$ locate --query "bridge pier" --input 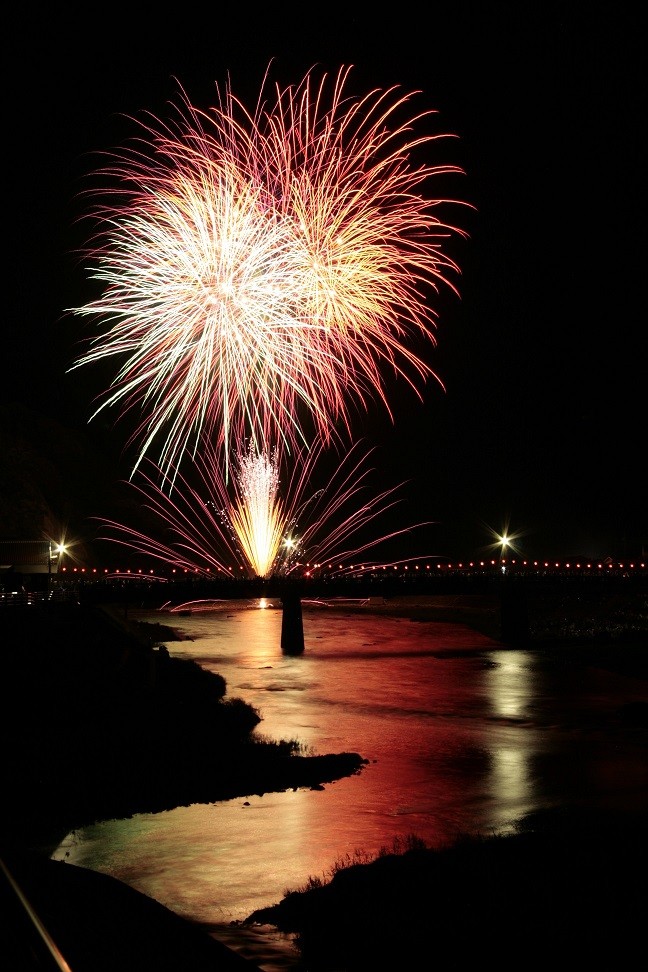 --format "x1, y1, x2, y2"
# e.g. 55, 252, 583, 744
280, 585, 305, 654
